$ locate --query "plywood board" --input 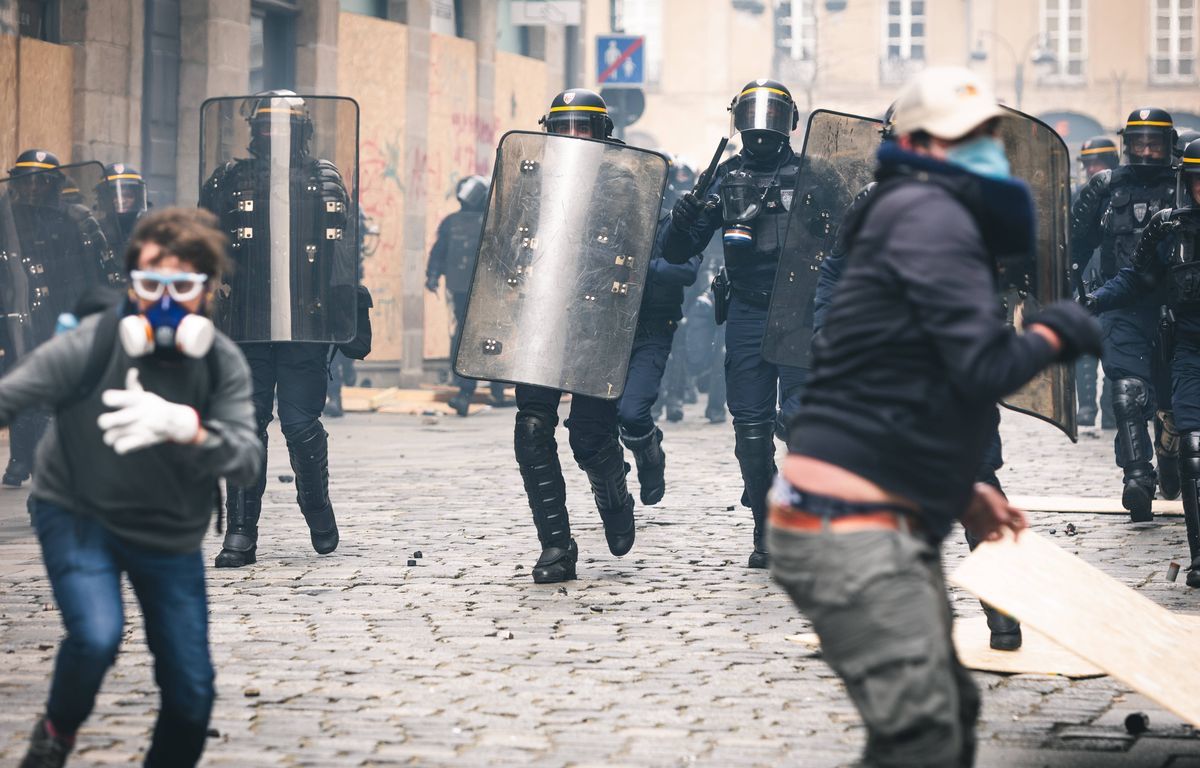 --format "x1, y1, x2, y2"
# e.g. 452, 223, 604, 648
1008, 495, 1182, 517
337, 13, 408, 363
950, 531, 1200, 727
0, 36, 17, 168
17, 38, 73, 161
